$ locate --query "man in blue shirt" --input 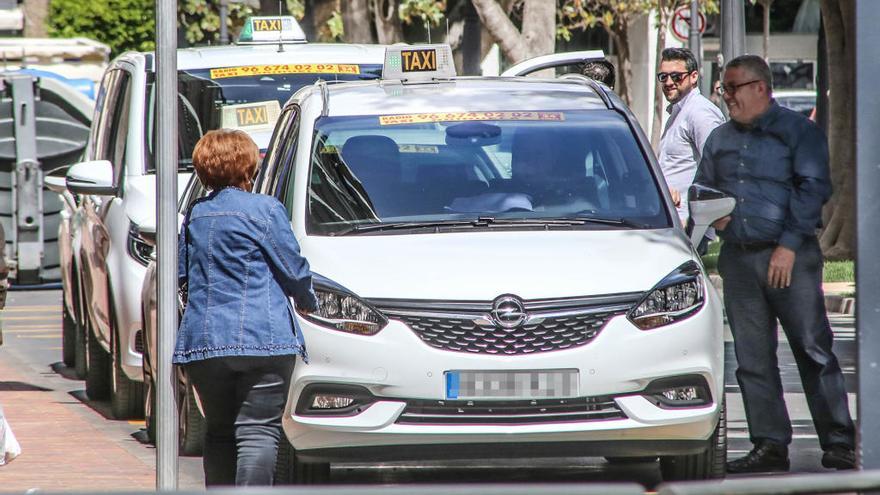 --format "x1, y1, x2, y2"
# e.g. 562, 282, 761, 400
696, 55, 855, 473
